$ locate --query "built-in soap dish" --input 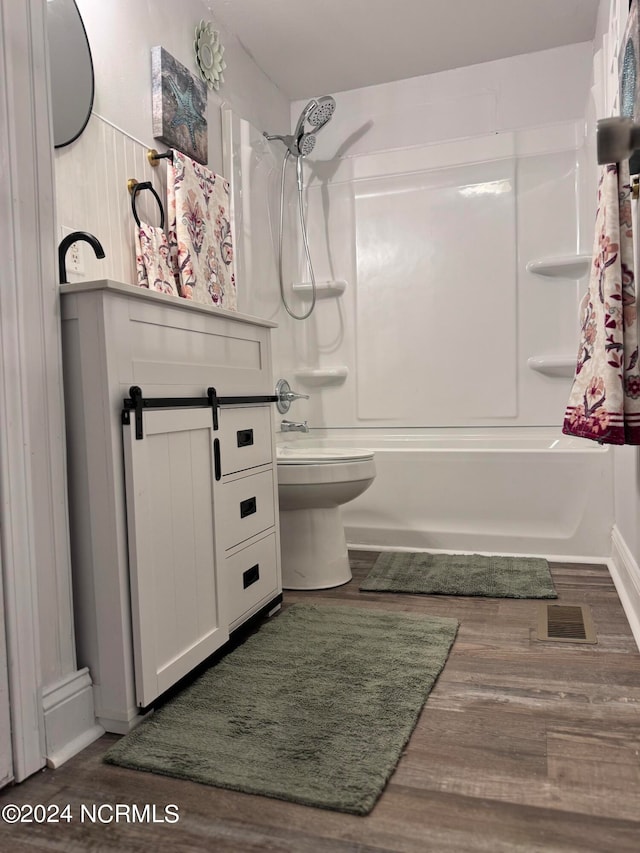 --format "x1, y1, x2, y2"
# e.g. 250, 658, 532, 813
294, 367, 348, 386
527, 356, 575, 378
291, 280, 347, 298
526, 255, 591, 279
